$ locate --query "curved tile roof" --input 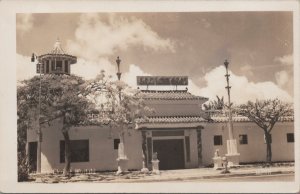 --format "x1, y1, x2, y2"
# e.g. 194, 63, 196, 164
137, 116, 208, 124
139, 90, 208, 100
38, 39, 77, 64
136, 115, 294, 124
211, 116, 294, 123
